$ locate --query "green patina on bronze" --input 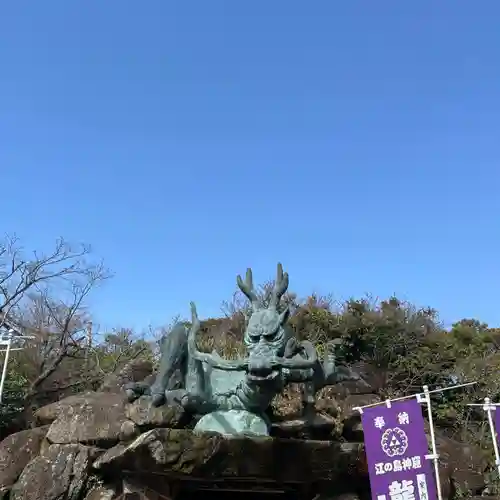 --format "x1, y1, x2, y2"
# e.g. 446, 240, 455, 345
125, 263, 364, 435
